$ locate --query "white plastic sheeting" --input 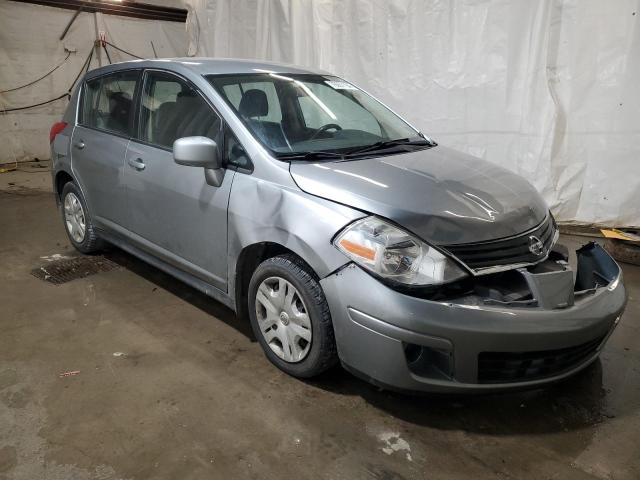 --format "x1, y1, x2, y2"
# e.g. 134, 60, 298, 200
0, 2, 187, 164
1, 0, 638, 226
184, 0, 640, 227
